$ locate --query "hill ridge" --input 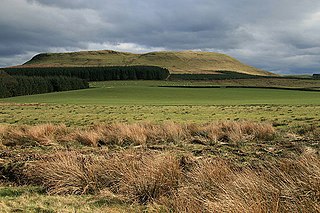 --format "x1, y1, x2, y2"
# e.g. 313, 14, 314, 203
19, 50, 275, 76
